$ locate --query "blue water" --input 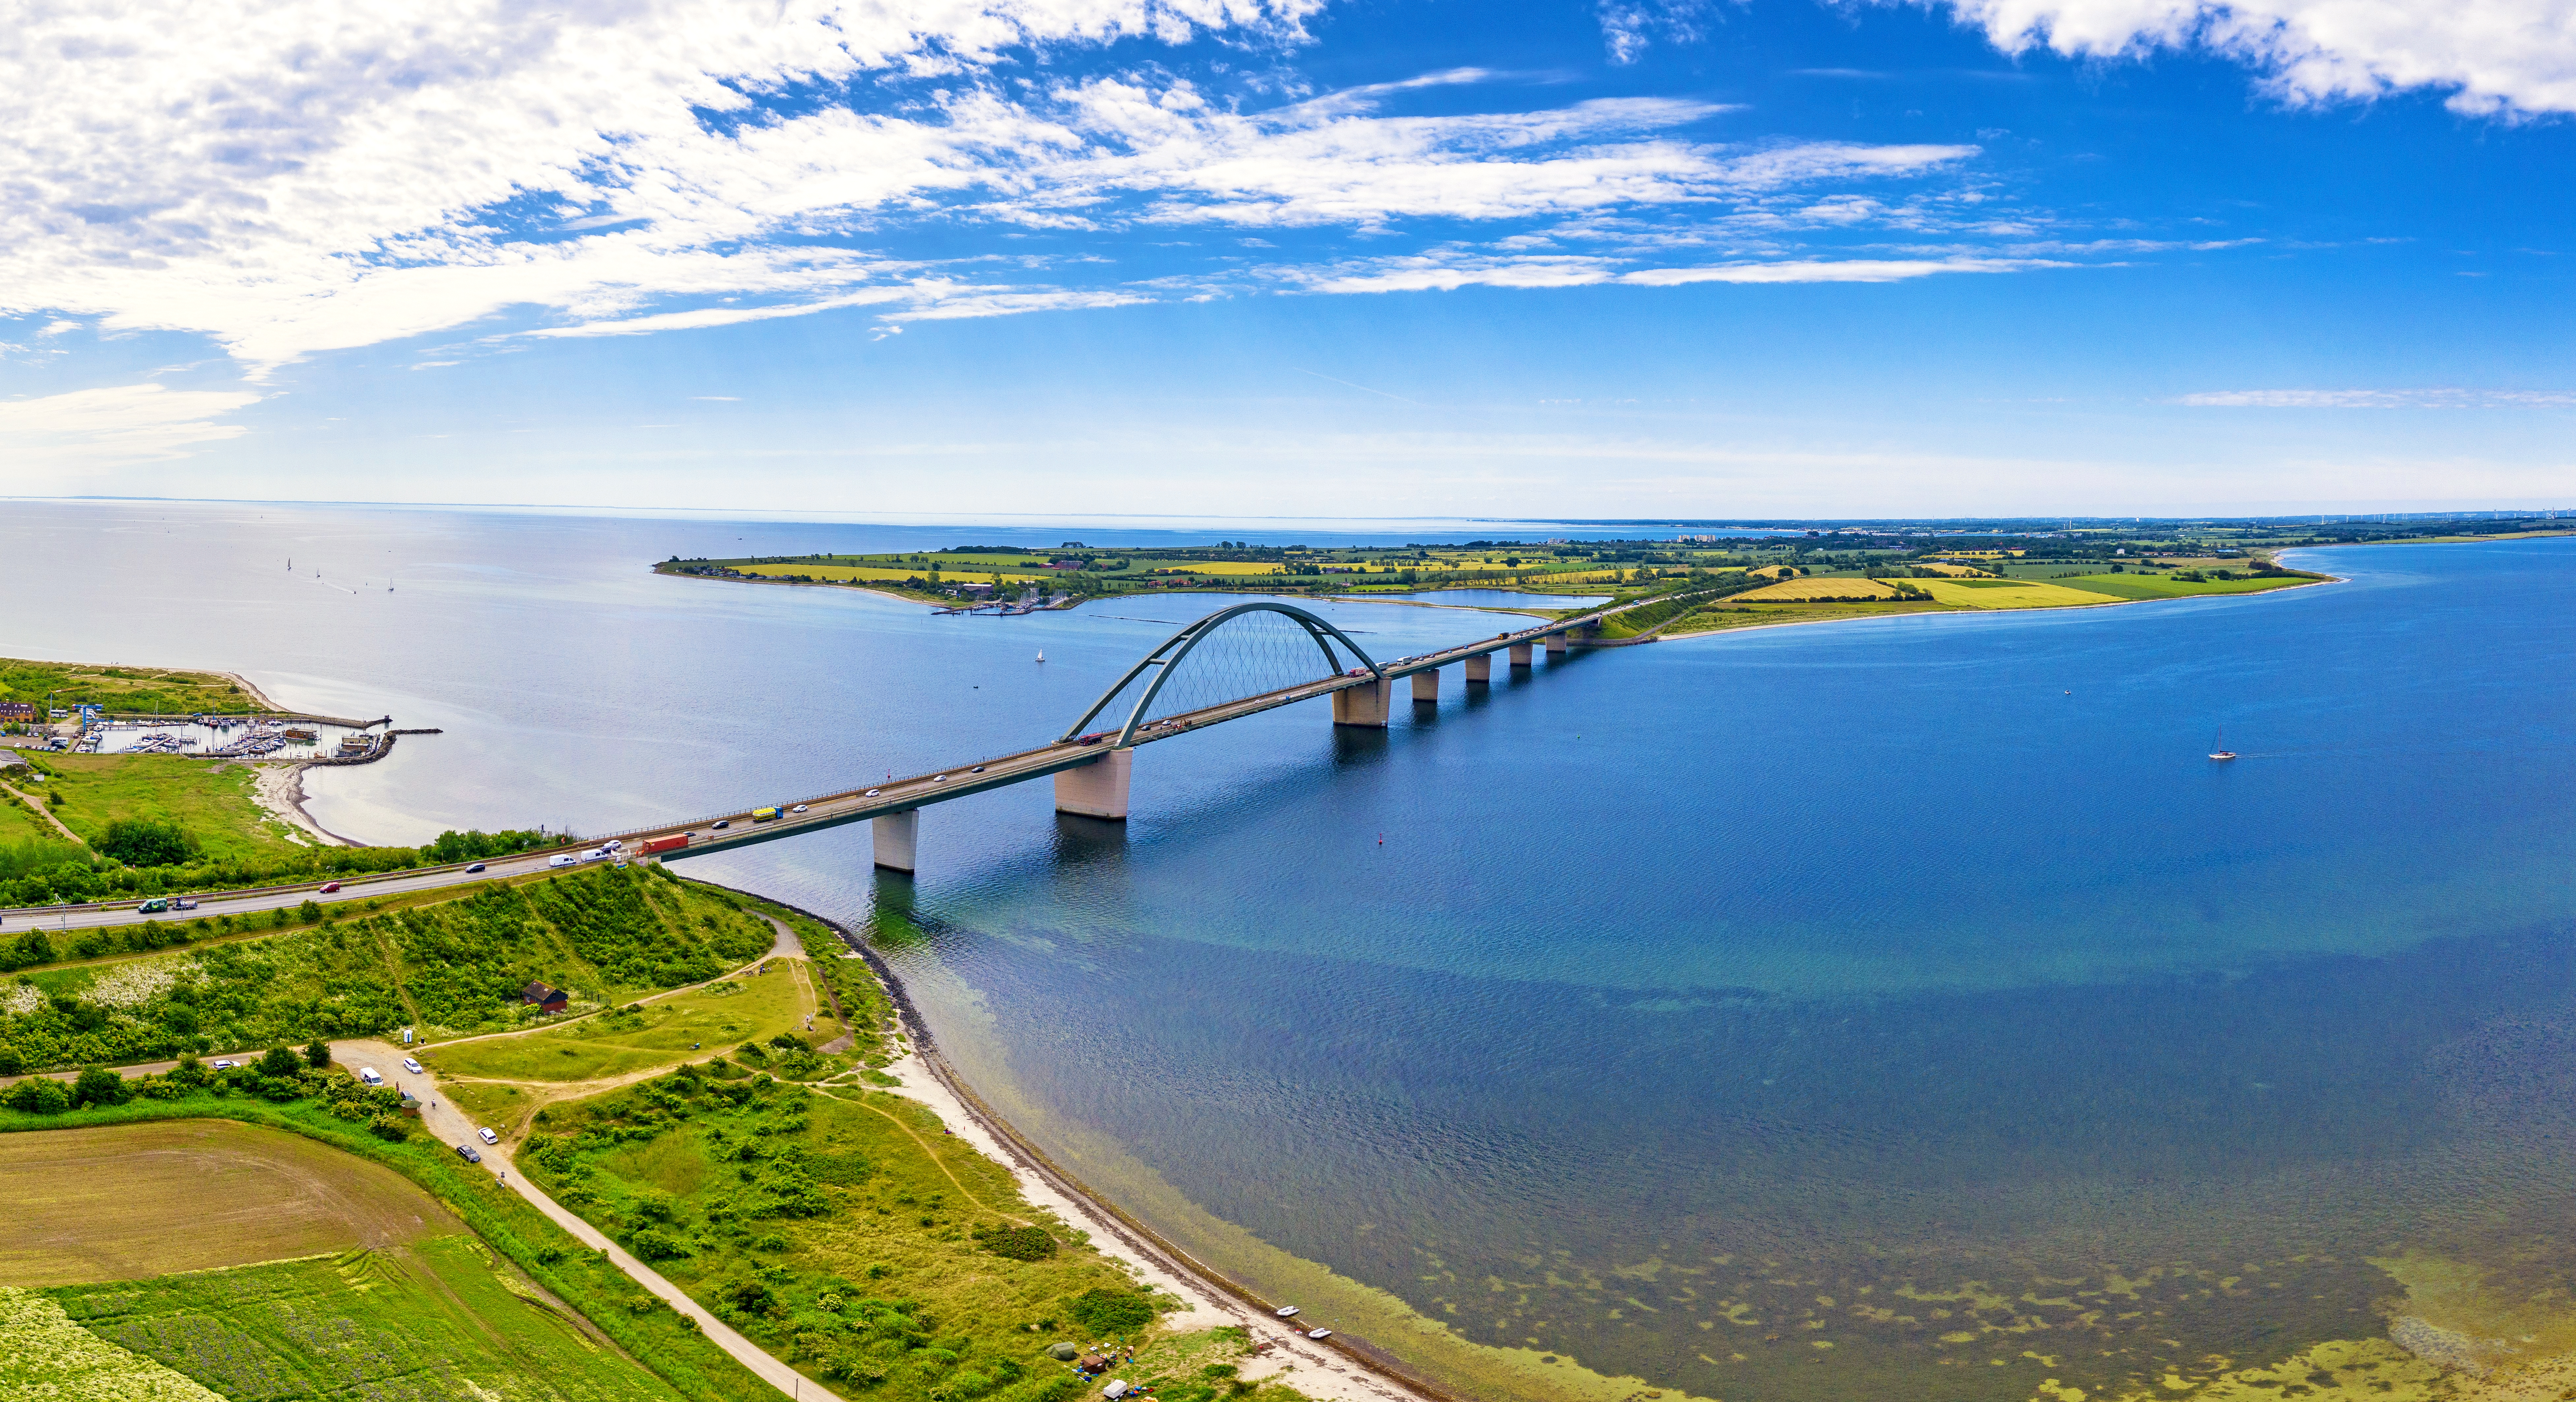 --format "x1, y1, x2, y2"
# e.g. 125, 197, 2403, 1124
18, 501, 2576, 1401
